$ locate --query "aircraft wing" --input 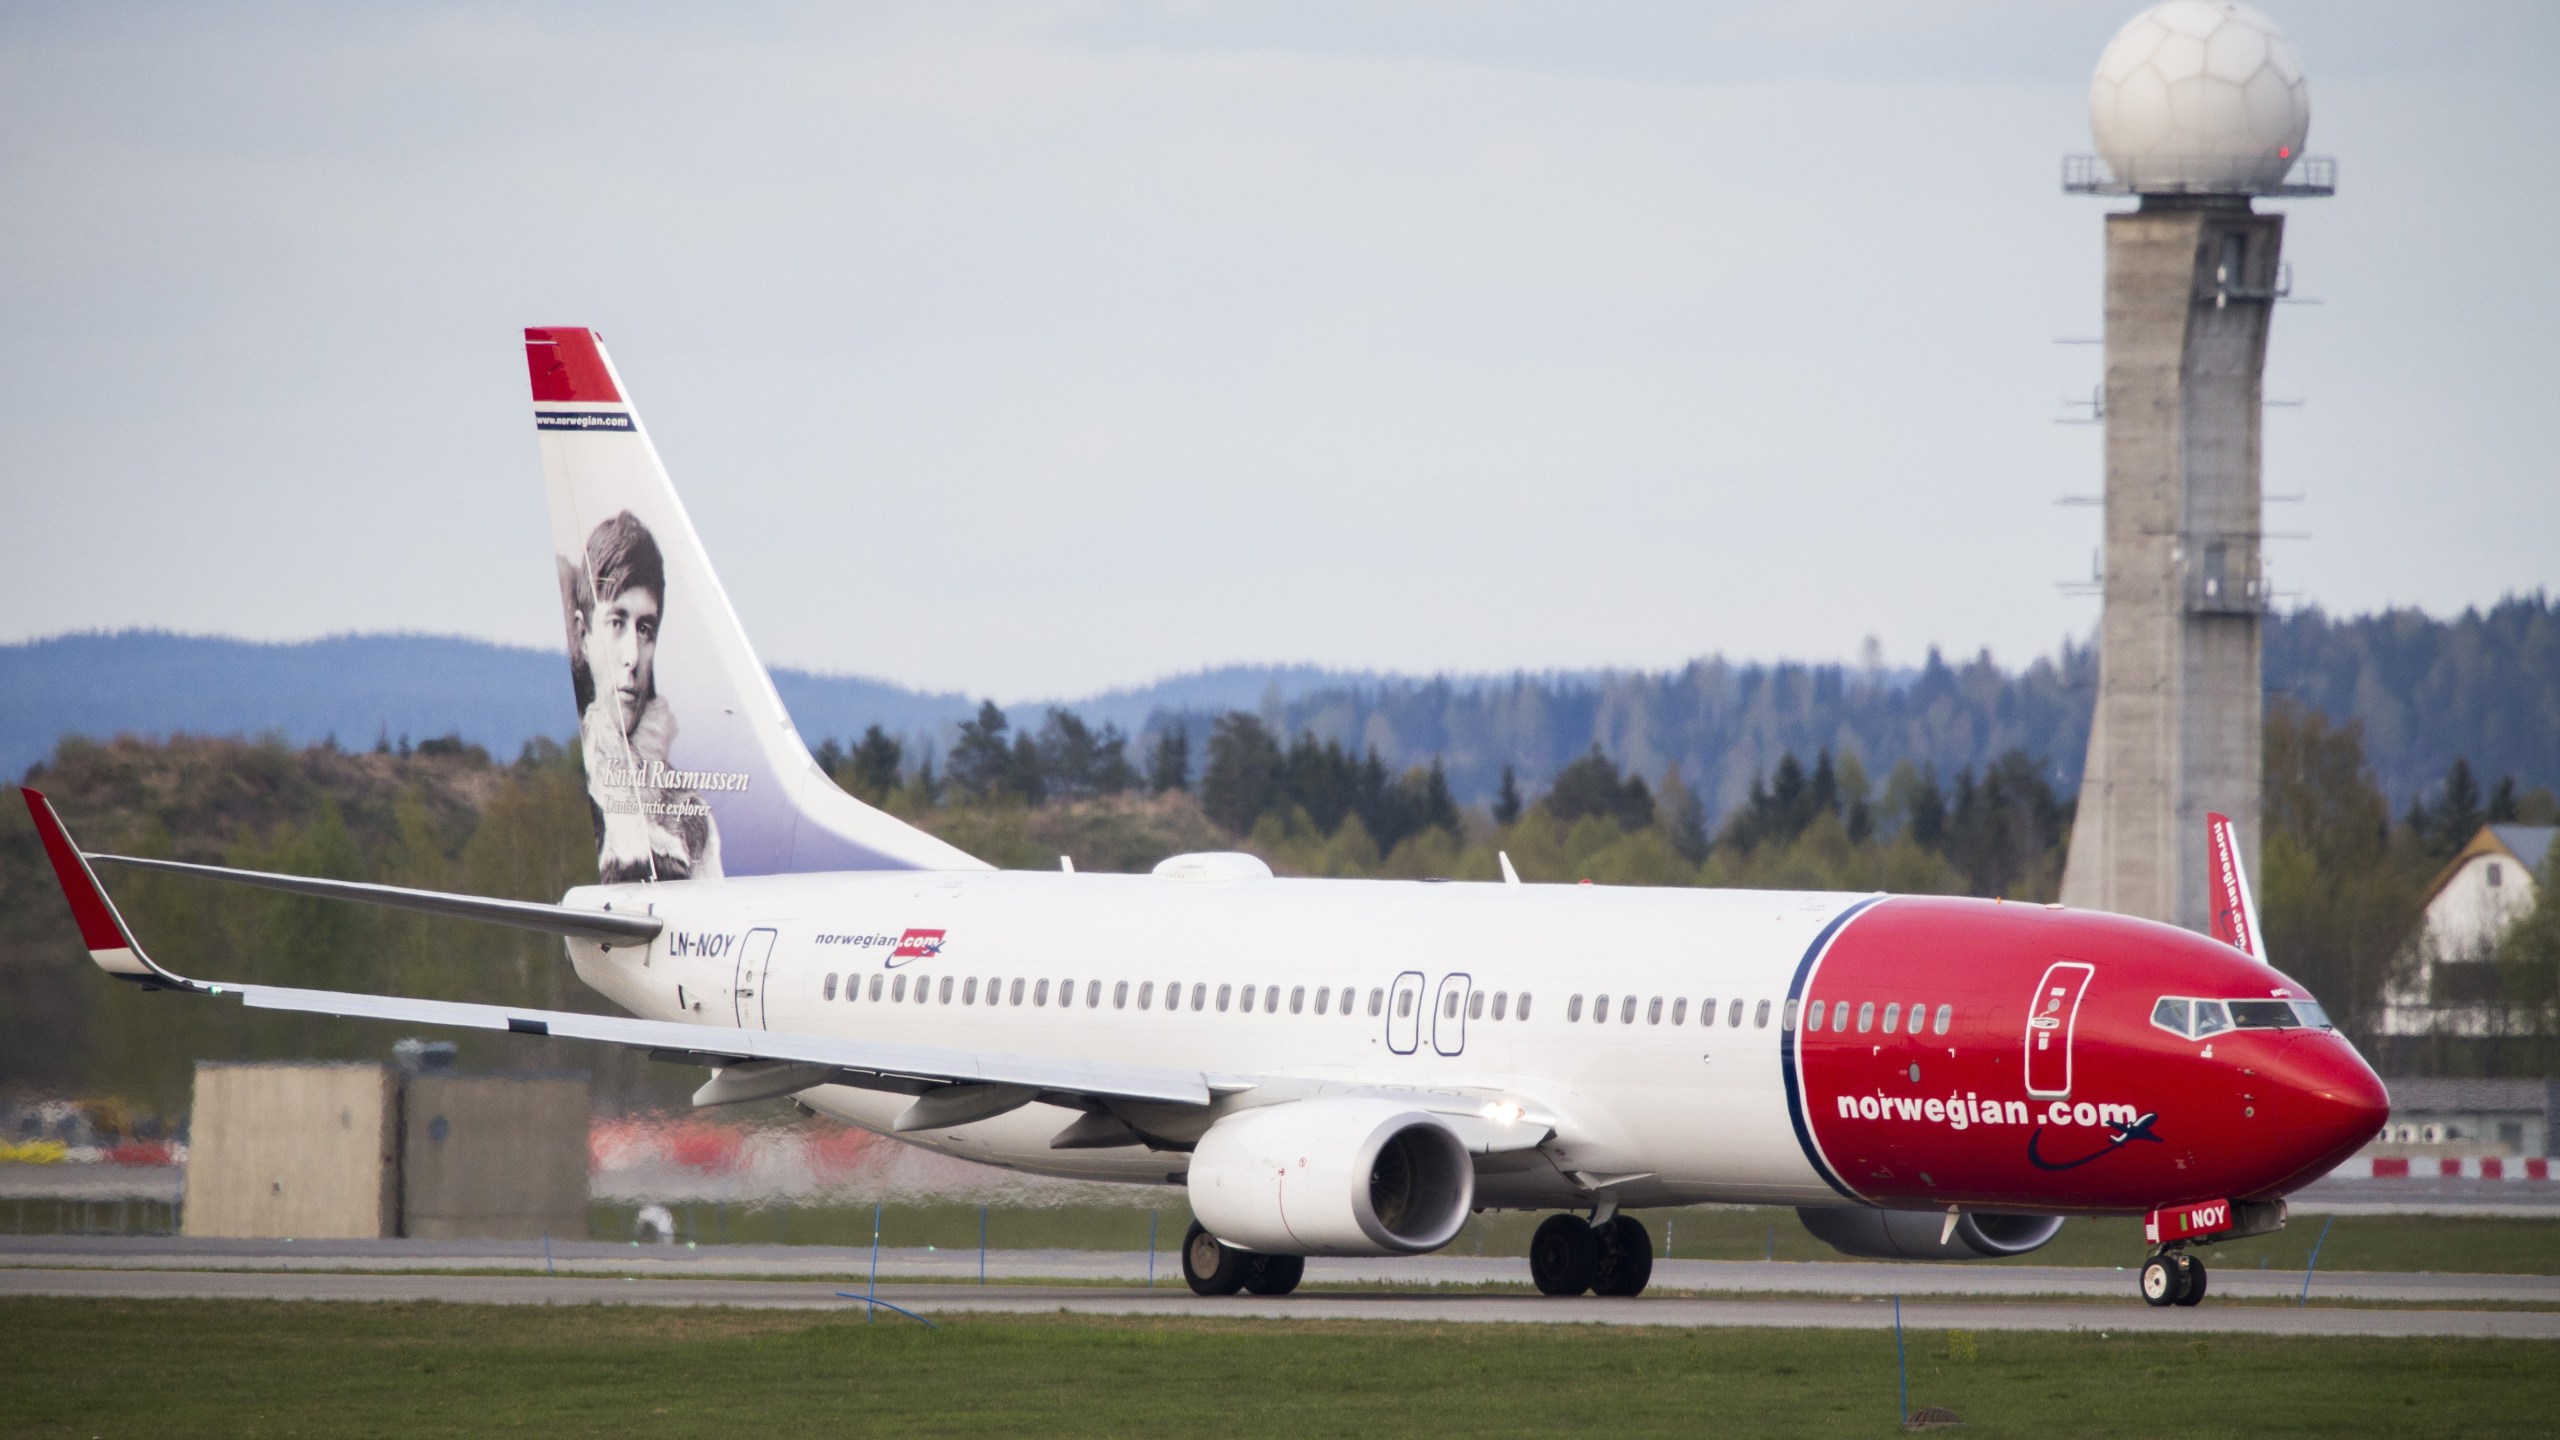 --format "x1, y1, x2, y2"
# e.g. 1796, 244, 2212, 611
21, 787, 1215, 1112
